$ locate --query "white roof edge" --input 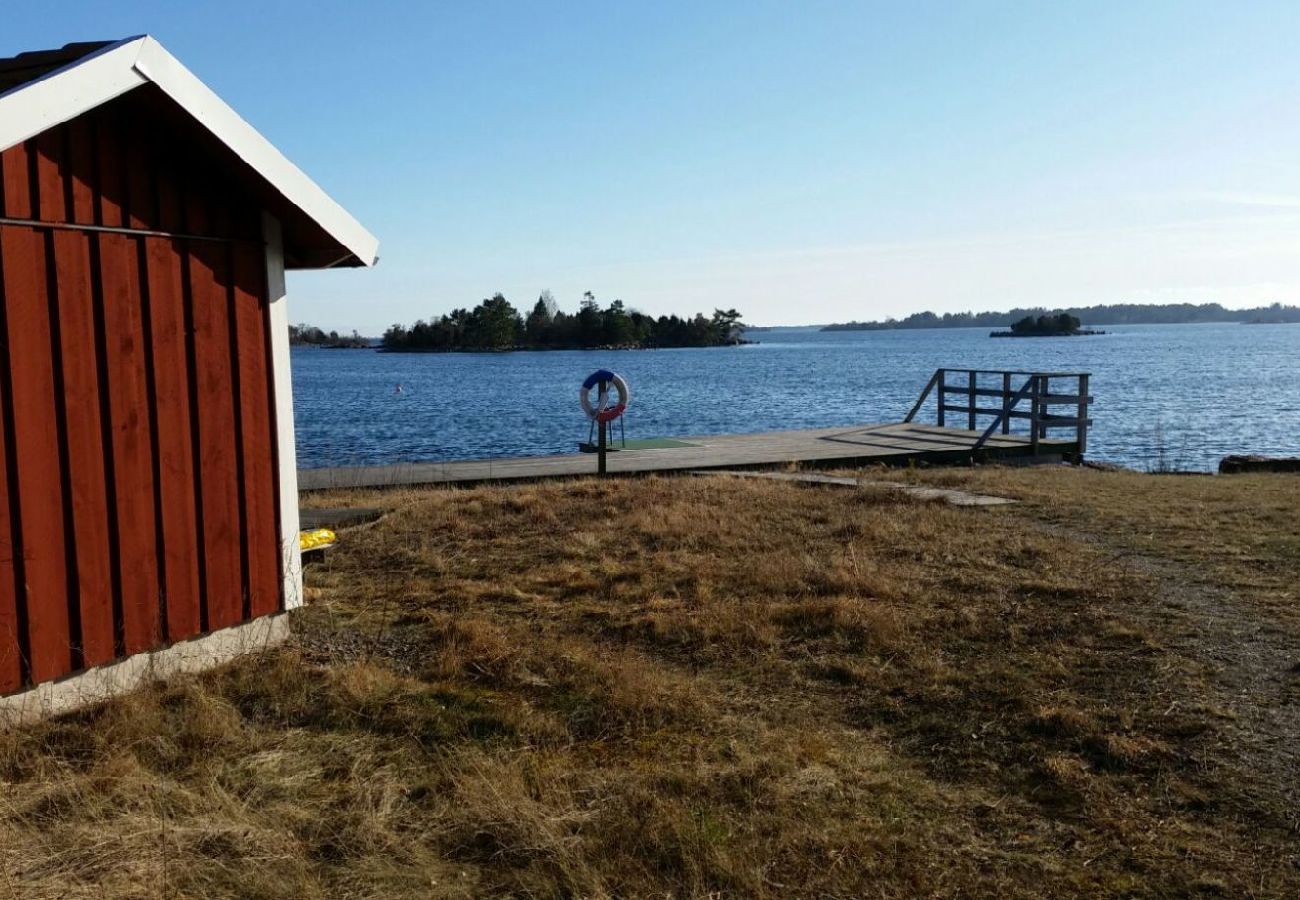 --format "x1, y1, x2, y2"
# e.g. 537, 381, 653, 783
132, 38, 378, 267
0, 35, 378, 268
0, 37, 149, 152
